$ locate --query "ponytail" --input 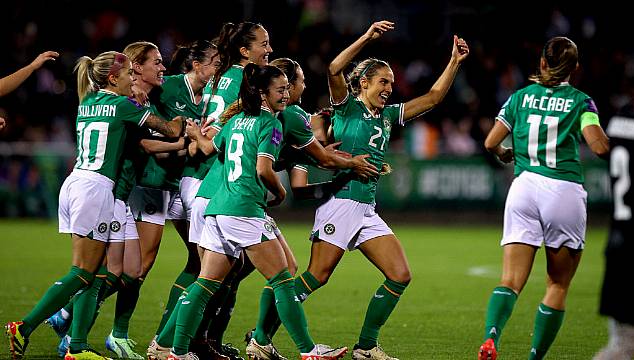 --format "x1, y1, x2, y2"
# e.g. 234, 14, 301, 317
221, 63, 285, 122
